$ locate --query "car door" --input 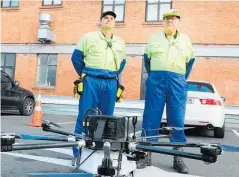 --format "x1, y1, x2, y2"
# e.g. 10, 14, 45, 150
1, 72, 12, 108
1, 72, 19, 109
1, 72, 7, 107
